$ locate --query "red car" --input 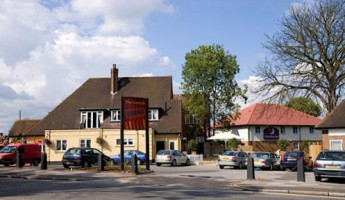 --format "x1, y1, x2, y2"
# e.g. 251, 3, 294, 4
0, 143, 41, 167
